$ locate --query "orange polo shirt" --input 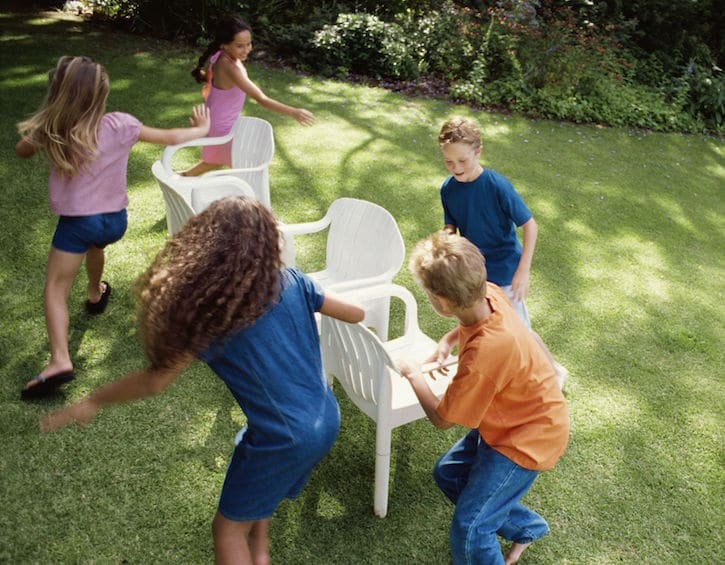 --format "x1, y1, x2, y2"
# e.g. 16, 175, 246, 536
436, 284, 569, 471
